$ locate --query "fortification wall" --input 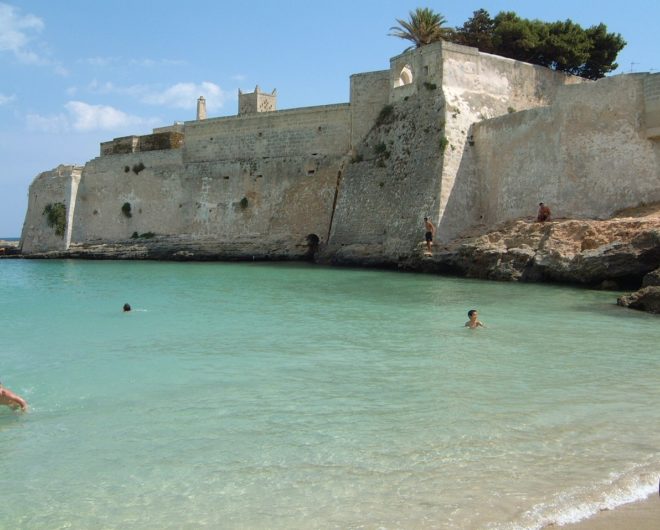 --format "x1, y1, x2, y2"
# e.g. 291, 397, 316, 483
349, 70, 390, 146
323, 80, 446, 263
182, 104, 350, 162
21, 165, 82, 253
70, 150, 187, 242
437, 42, 584, 241
20, 44, 658, 264
69, 150, 339, 255
469, 74, 660, 225
325, 41, 583, 263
